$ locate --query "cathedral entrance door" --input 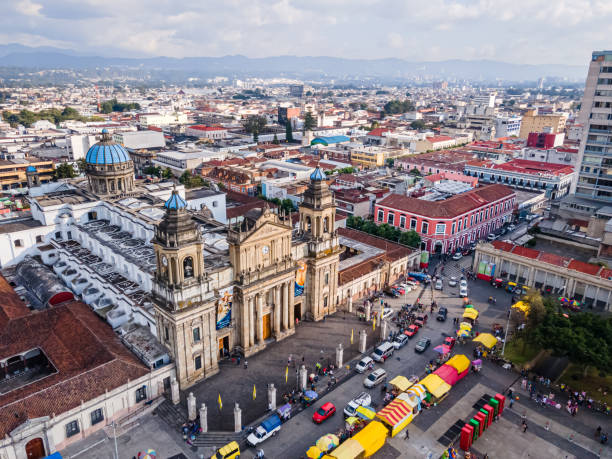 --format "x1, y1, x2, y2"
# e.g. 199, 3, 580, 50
262, 313, 271, 340
25, 438, 45, 459
294, 302, 302, 321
